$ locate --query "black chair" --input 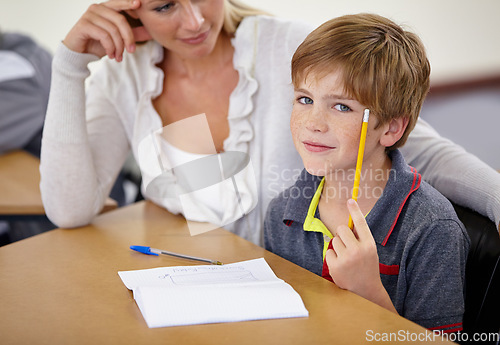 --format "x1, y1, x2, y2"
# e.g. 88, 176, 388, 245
453, 203, 500, 344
